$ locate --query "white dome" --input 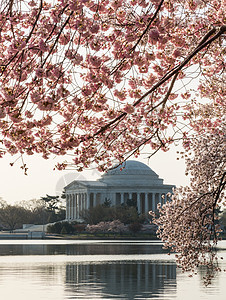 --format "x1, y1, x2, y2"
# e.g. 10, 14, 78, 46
99, 160, 163, 186
105, 160, 158, 176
